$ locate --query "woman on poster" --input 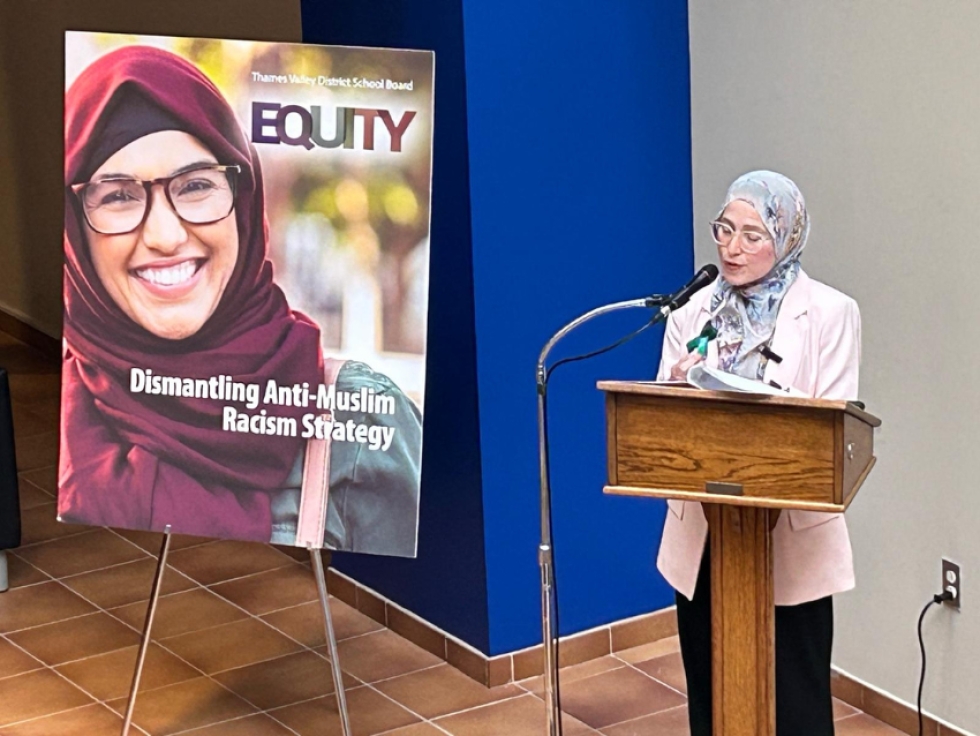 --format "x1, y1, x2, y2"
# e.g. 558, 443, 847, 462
657, 170, 861, 735
59, 46, 422, 557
